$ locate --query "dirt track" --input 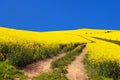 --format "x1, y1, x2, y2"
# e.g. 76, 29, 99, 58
22, 48, 88, 80
66, 48, 88, 80
22, 53, 65, 78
